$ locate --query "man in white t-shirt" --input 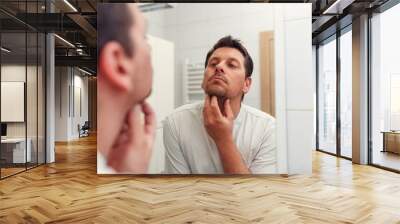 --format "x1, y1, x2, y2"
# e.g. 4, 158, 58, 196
163, 36, 276, 174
